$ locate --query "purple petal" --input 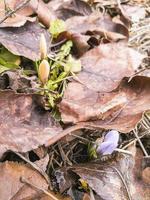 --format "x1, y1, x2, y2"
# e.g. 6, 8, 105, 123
104, 130, 119, 143
97, 130, 119, 155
